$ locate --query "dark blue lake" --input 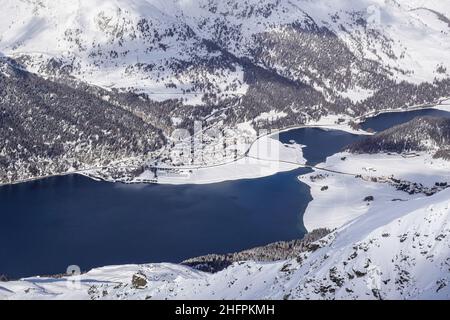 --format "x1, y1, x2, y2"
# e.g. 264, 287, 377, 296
1, 108, 449, 278
0, 171, 311, 279
361, 108, 450, 132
